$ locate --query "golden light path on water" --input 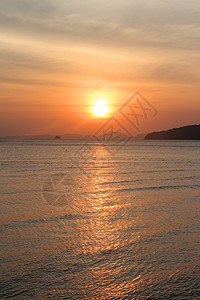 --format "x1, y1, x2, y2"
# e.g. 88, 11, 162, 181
68, 144, 142, 298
